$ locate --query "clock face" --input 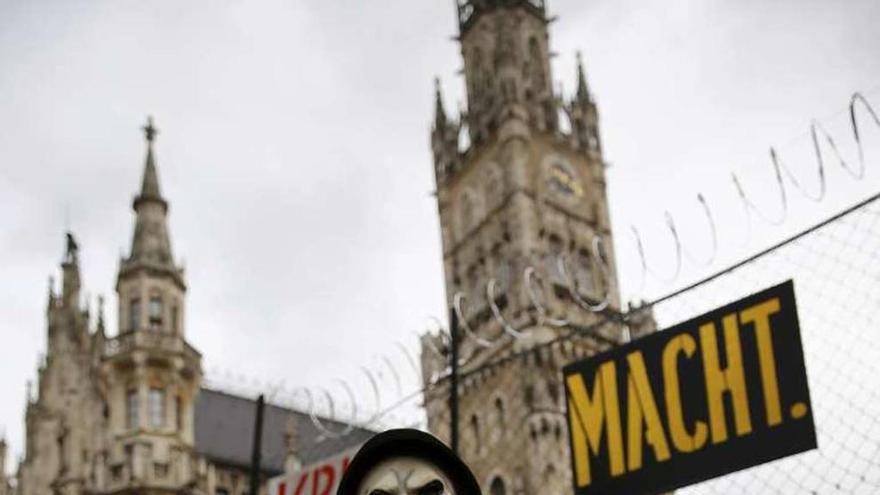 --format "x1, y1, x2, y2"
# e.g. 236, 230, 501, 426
548, 161, 584, 198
